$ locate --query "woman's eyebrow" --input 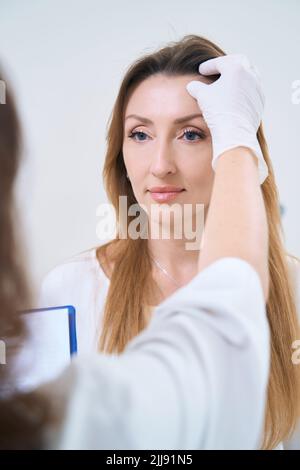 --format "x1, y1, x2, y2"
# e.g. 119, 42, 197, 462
125, 113, 203, 124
